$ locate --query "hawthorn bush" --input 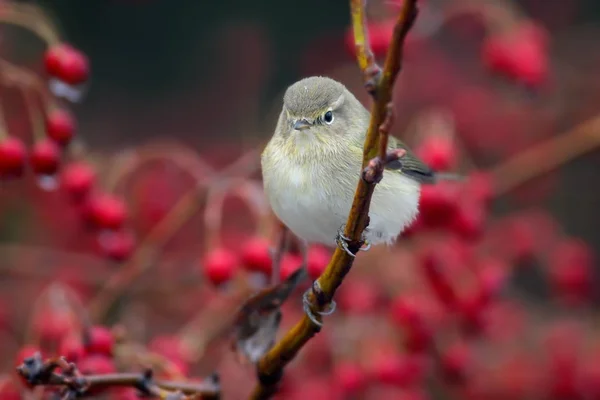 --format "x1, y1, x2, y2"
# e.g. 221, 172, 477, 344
0, 0, 599, 399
